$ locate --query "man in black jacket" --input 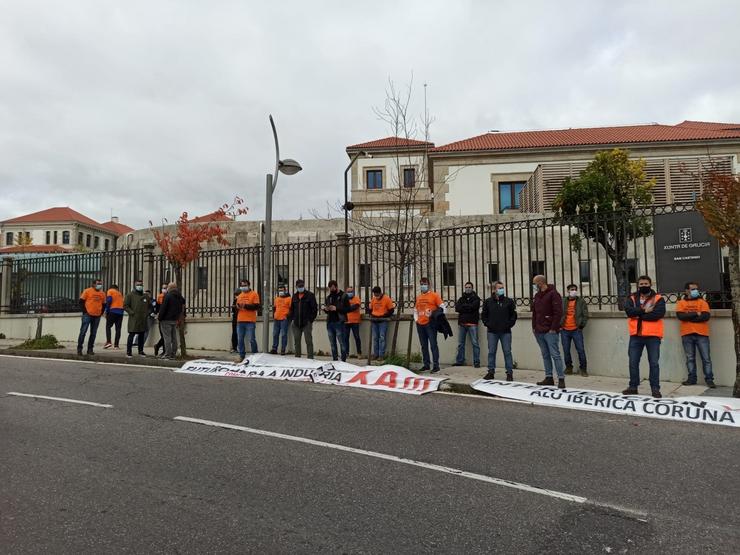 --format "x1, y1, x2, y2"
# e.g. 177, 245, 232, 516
158, 283, 185, 359
323, 280, 349, 361
289, 278, 318, 359
454, 281, 481, 368
481, 280, 517, 380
